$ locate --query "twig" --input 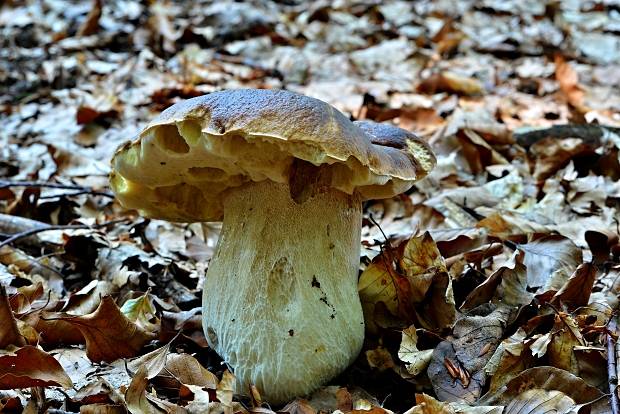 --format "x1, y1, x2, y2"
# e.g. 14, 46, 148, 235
607, 313, 620, 414
0, 180, 114, 198
213, 52, 284, 80
513, 124, 620, 148
0, 218, 128, 249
